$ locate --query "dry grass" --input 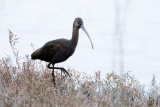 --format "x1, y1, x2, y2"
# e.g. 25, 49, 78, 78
0, 30, 159, 107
